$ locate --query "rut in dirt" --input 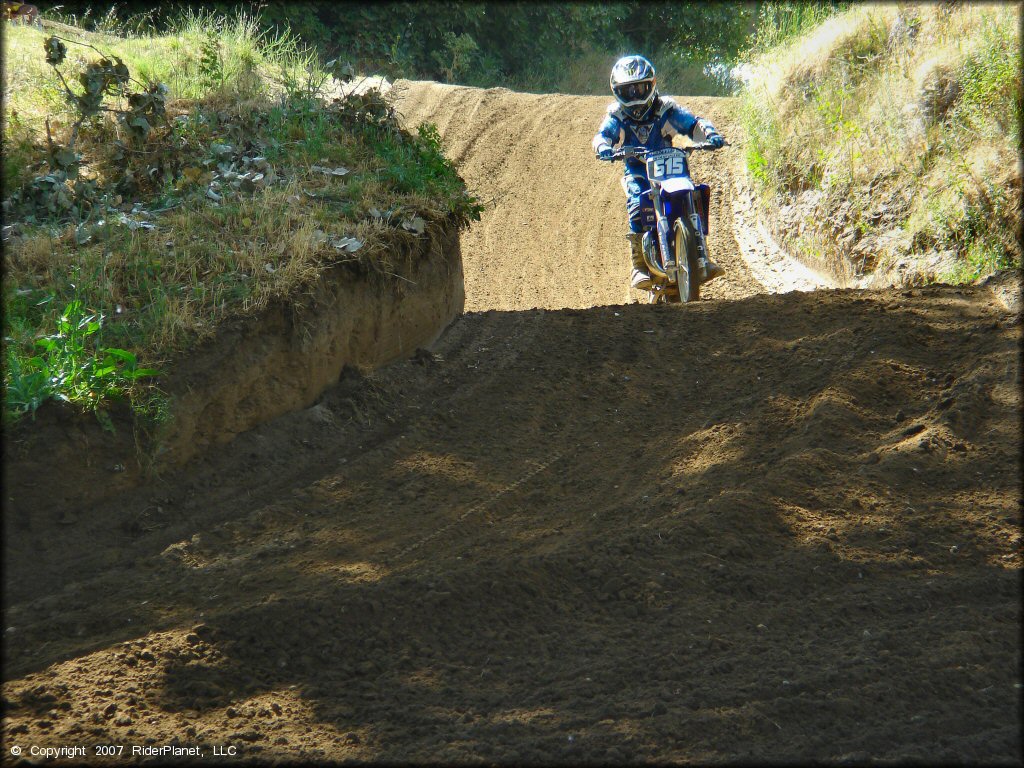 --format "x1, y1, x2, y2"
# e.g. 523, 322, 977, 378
3, 81, 1021, 764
